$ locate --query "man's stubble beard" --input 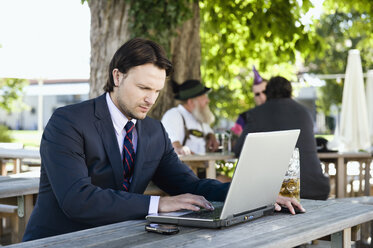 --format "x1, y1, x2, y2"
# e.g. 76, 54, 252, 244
117, 96, 148, 120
